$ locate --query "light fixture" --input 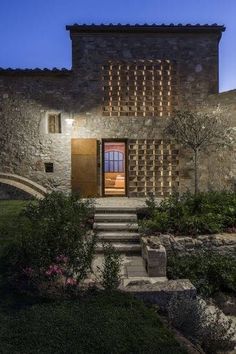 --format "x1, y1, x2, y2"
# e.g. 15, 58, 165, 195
65, 118, 74, 125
